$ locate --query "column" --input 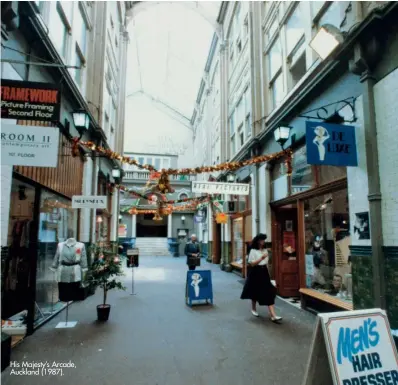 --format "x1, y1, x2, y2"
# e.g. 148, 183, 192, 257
110, 187, 119, 242
79, 156, 93, 243
91, 157, 99, 243
132, 214, 137, 238
167, 213, 172, 238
